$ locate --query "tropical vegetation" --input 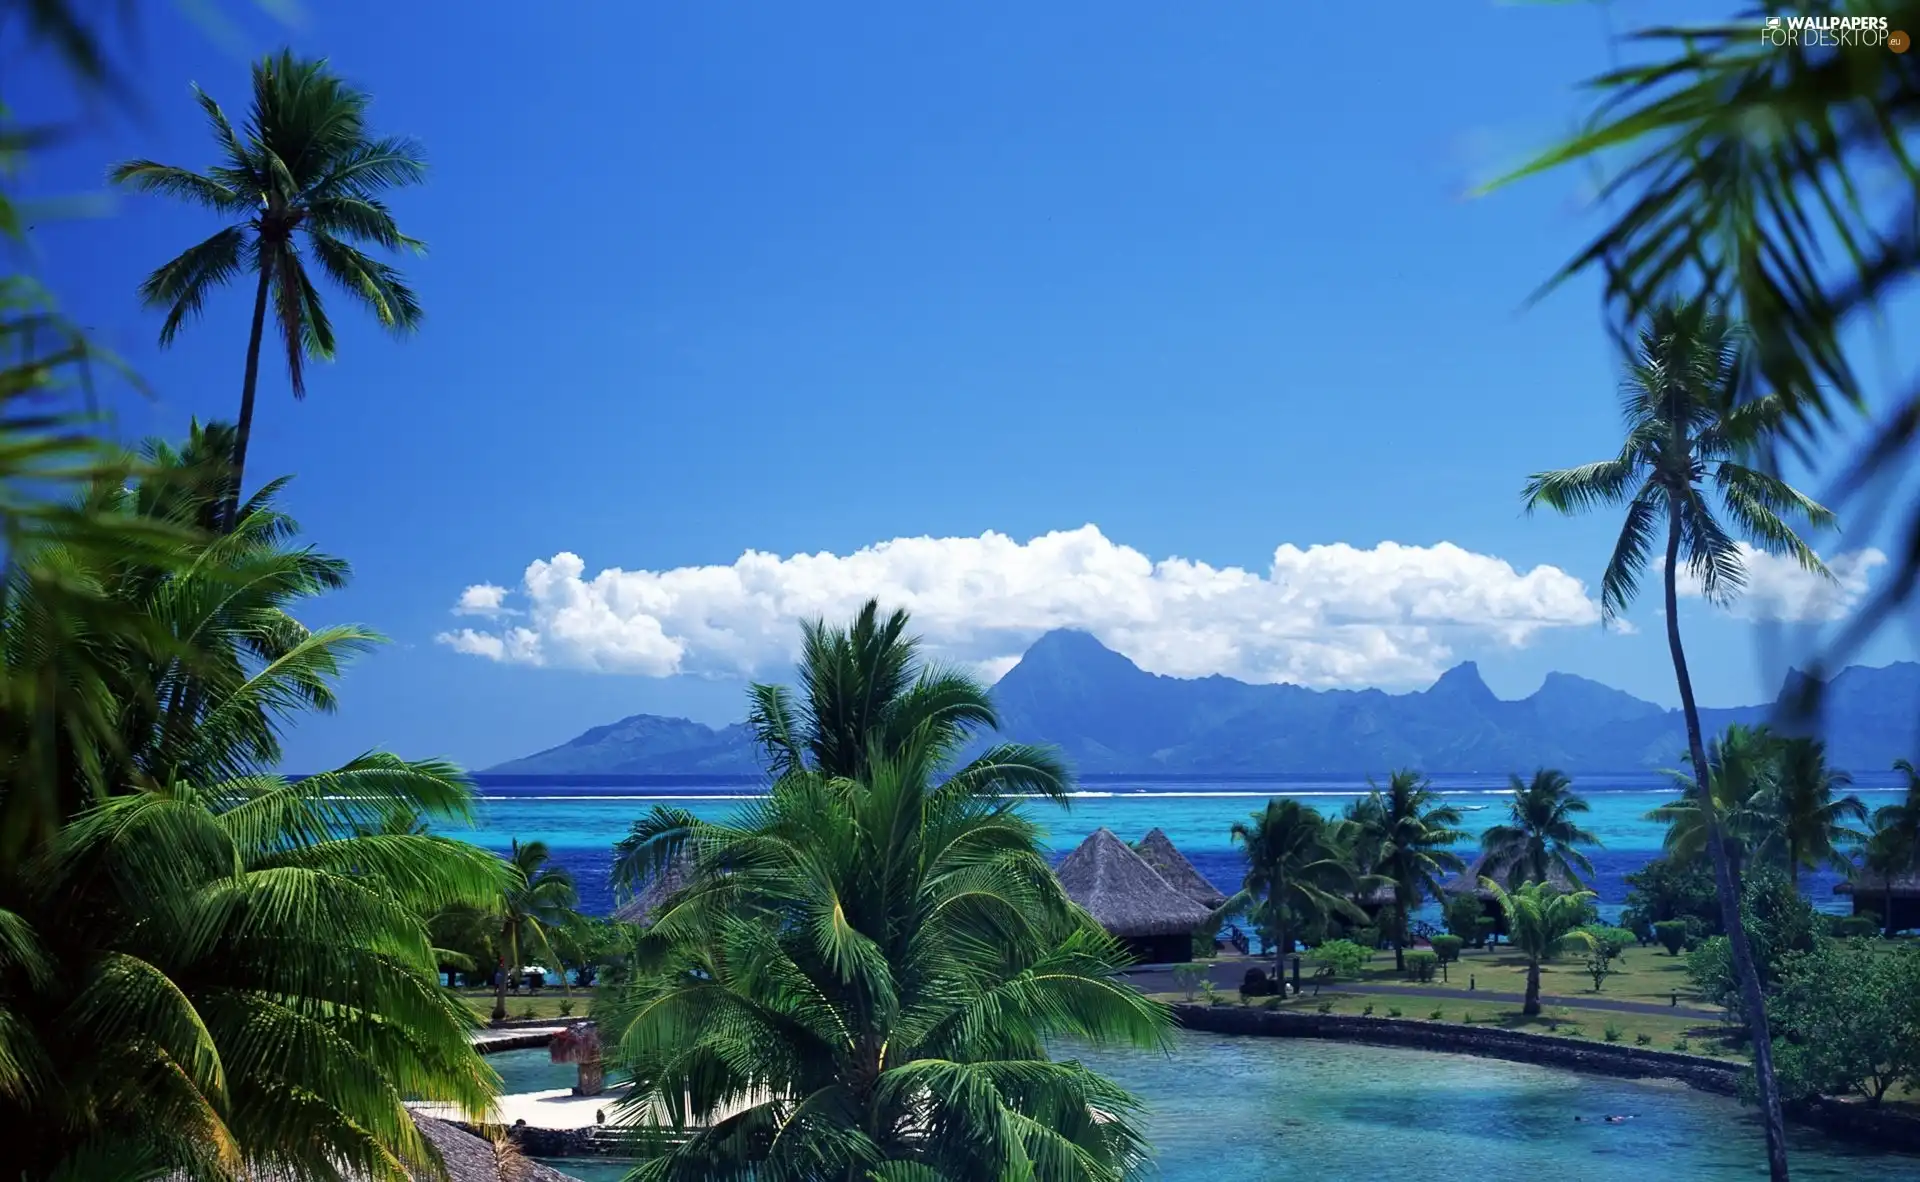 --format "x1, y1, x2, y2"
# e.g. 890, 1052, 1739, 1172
487, 838, 581, 1021
1480, 768, 1598, 889
599, 607, 1169, 1181
1523, 296, 1838, 1177
1347, 770, 1467, 971
110, 49, 428, 523
1228, 798, 1367, 970
1480, 880, 1598, 1017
